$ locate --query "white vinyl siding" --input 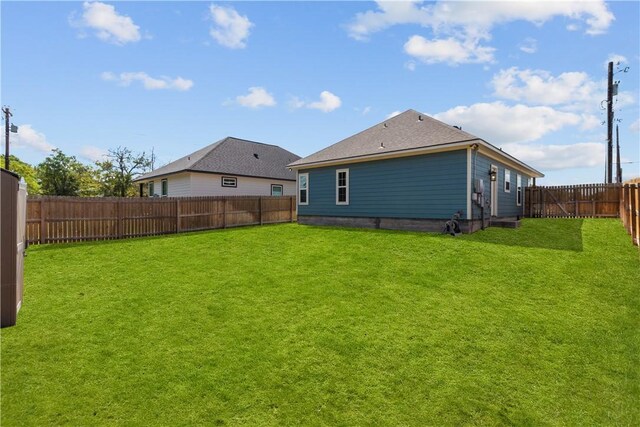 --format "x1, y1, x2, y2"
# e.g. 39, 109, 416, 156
336, 168, 349, 205
190, 173, 295, 196
298, 173, 309, 205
